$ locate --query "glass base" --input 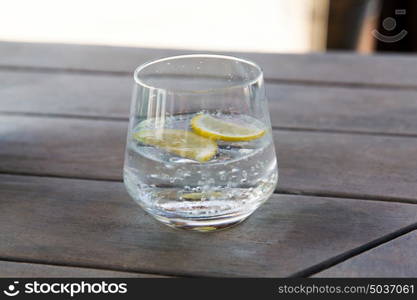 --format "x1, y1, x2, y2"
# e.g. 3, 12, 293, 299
149, 210, 253, 232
